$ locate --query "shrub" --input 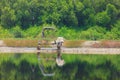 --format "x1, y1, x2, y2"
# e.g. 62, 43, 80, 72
0, 26, 13, 39
79, 26, 106, 40
24, 25, 42, 38
104, 20, 120, 40
57, 26, 78, 40
10, 26, 24, 38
